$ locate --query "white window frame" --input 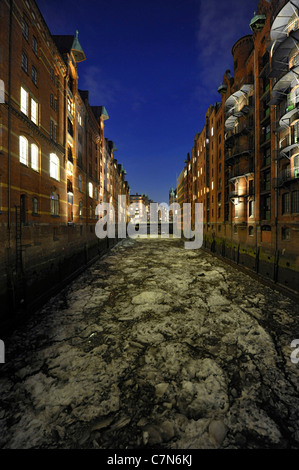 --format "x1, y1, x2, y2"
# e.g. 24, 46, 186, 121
20, 87, 28, 115
50, 153, 60, 181
88, 182, 93, 198
31, 97, 38, 125
19, 136, 28, 165
31, 143, 39, 171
